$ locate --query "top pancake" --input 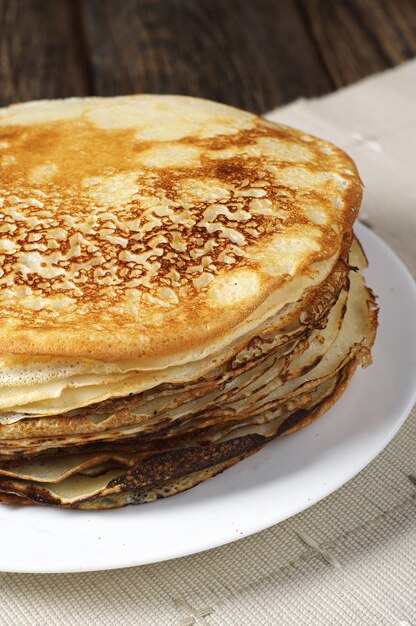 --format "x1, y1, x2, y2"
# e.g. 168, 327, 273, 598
0, 95, 362, 363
